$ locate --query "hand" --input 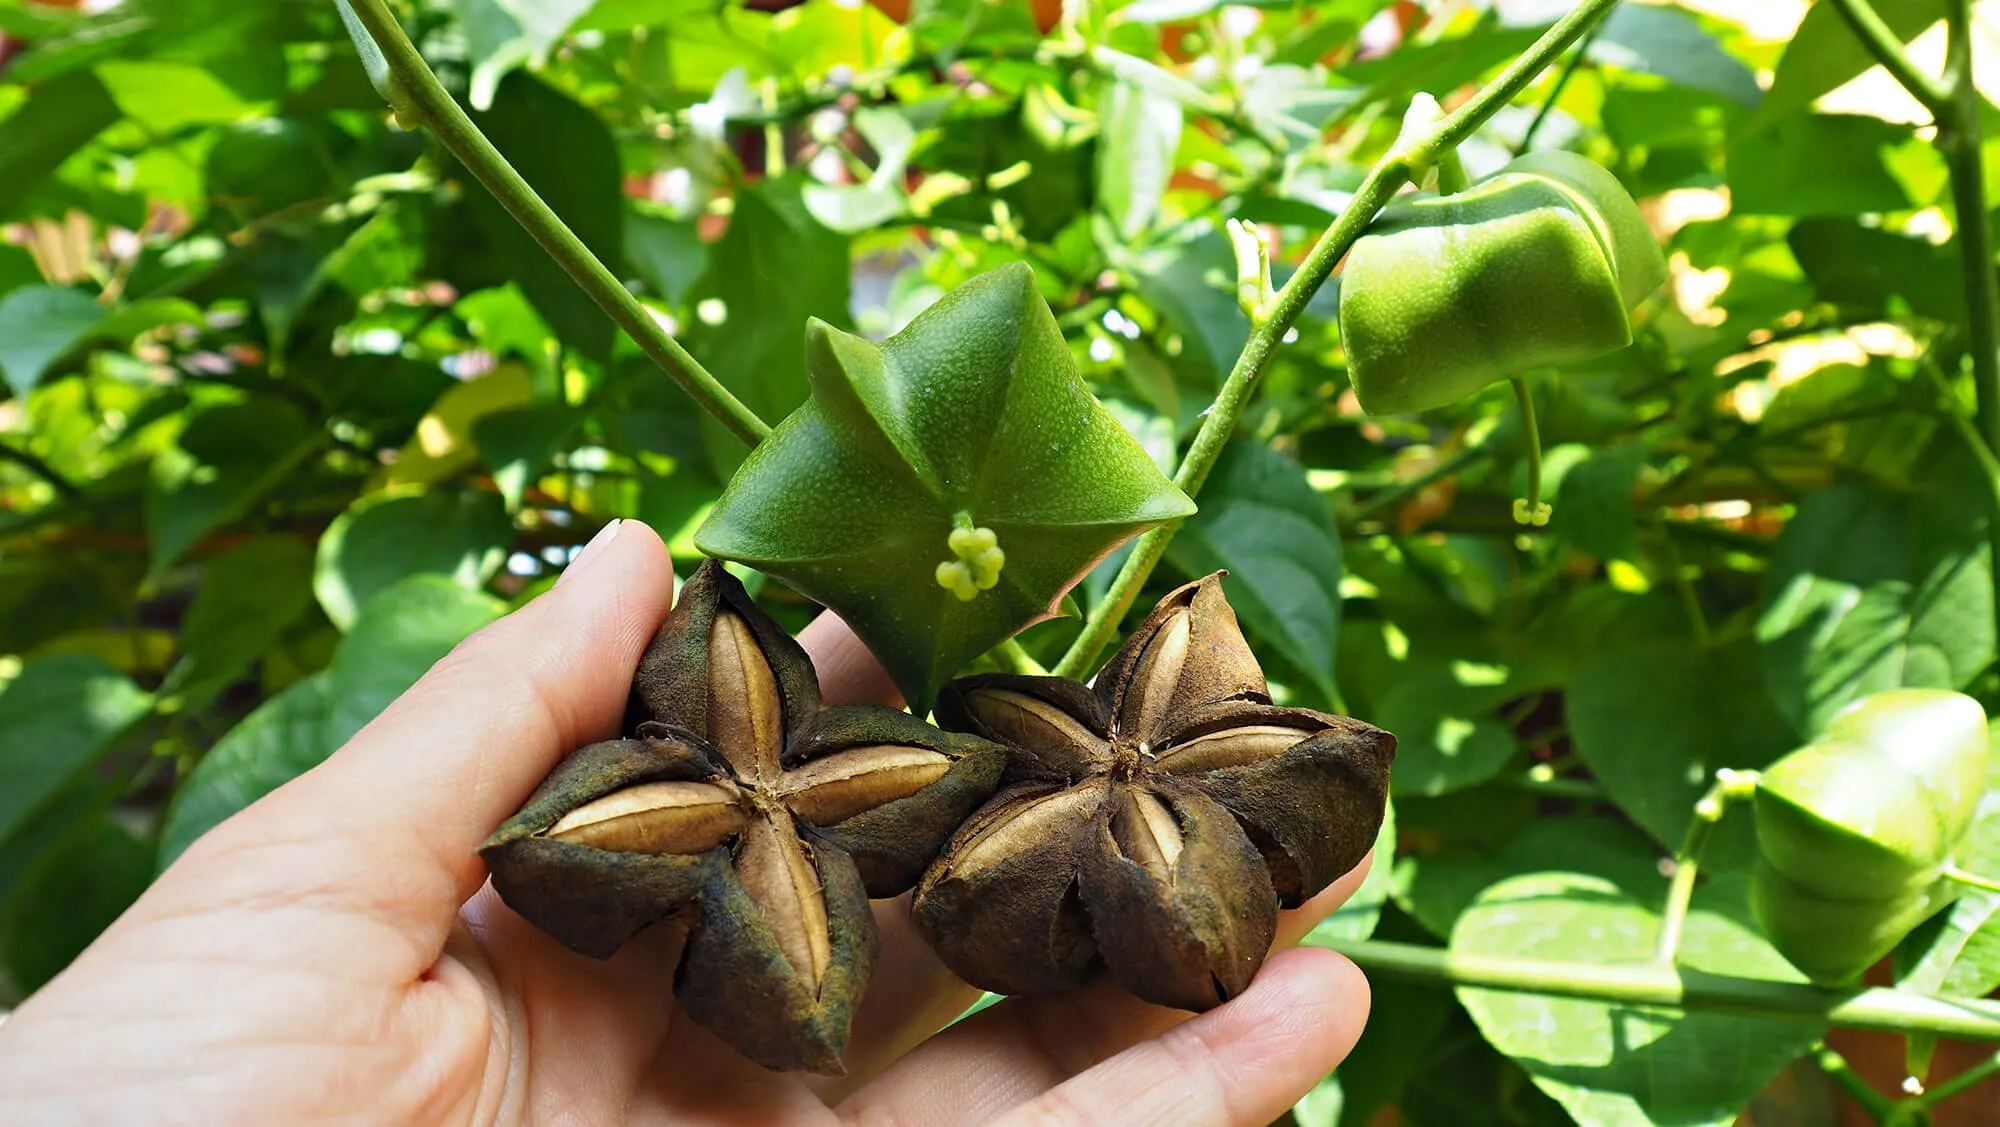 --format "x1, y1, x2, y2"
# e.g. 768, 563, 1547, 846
0, 520, 1372, 1125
